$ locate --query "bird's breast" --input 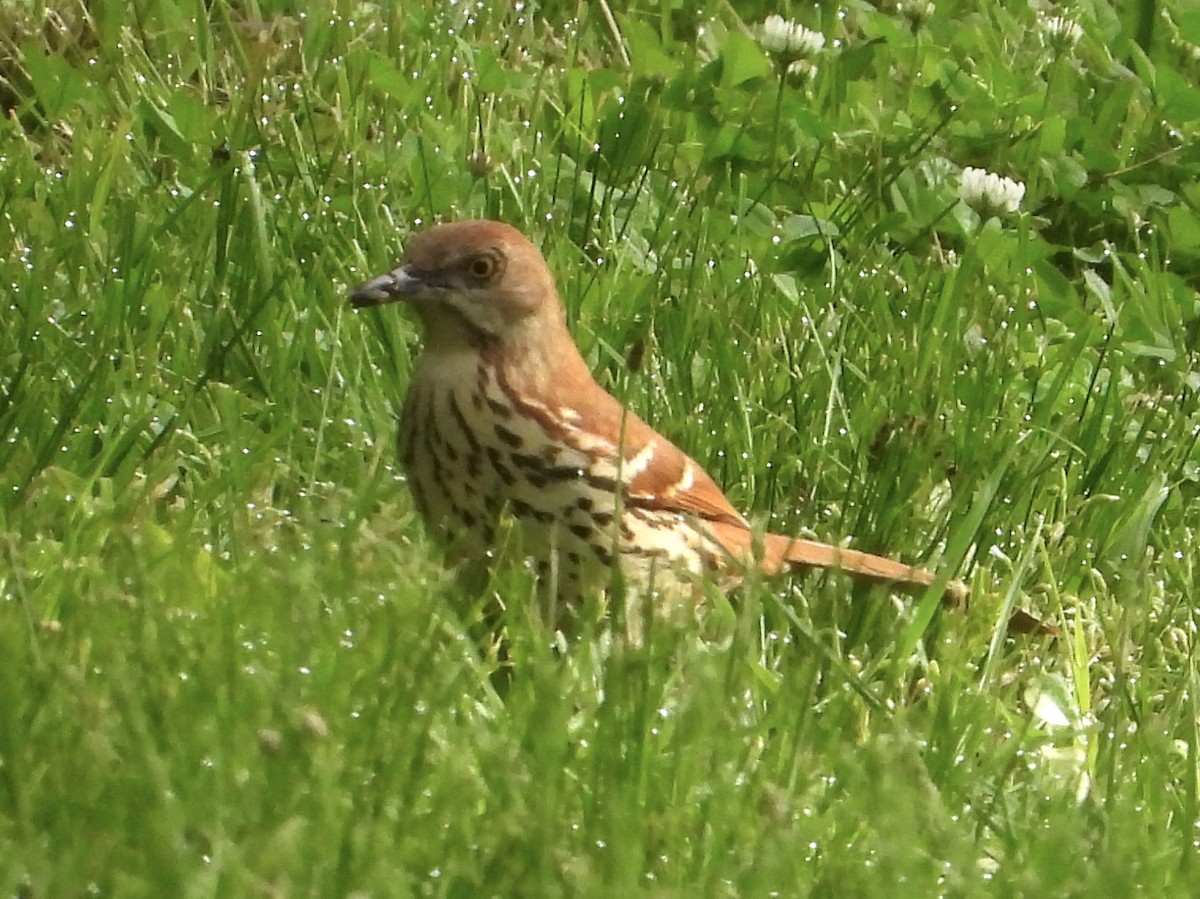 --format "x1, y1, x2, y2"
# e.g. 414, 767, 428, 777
397, 352, 722, 600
